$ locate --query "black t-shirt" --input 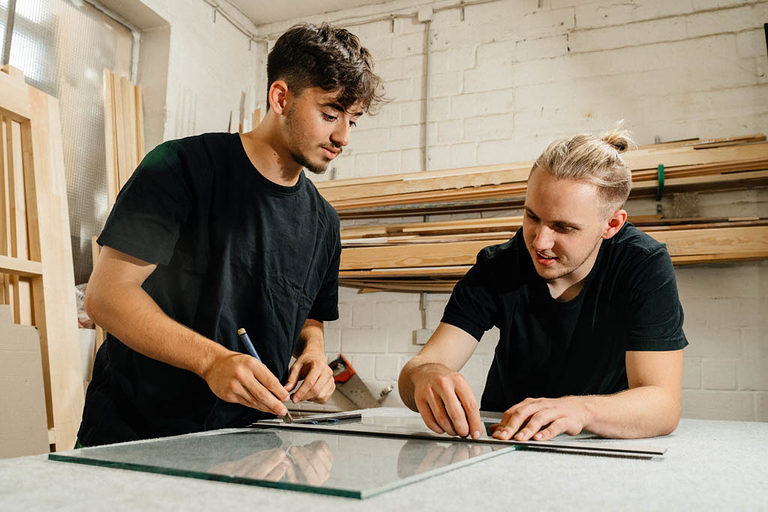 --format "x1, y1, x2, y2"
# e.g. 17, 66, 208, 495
441, 223, 688, 412
78, 133, 341, 446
